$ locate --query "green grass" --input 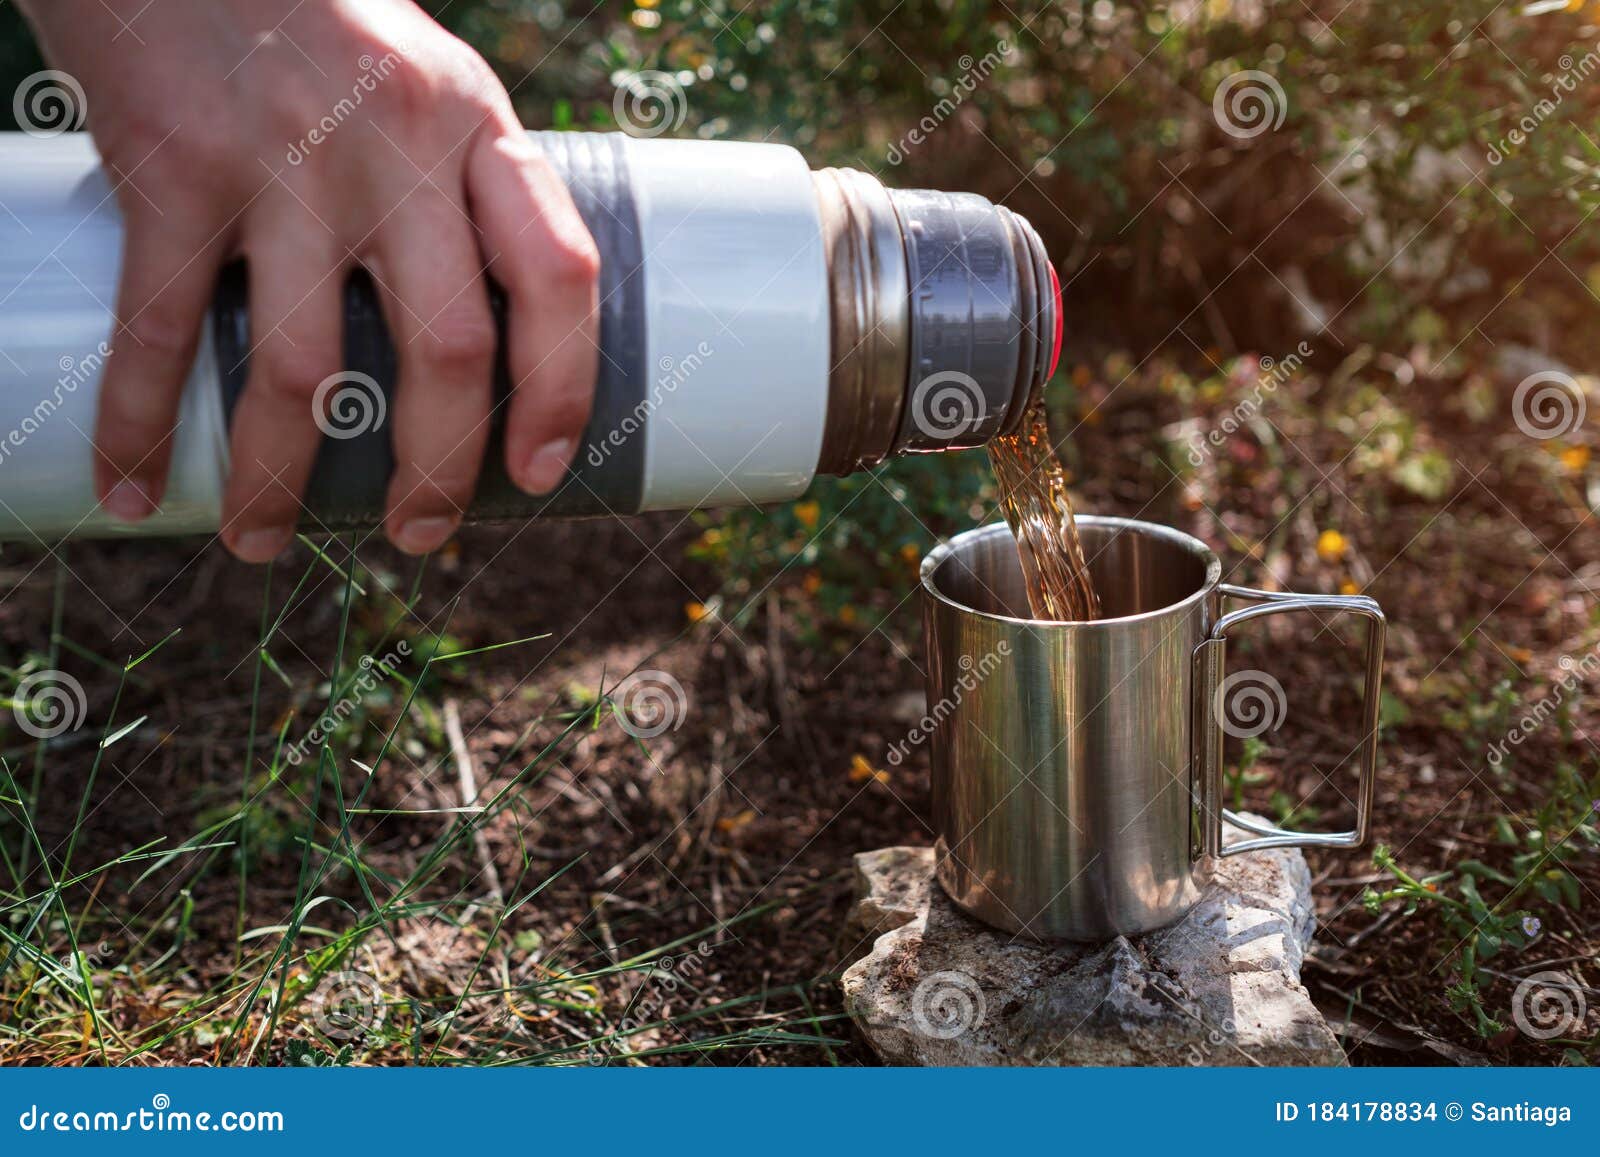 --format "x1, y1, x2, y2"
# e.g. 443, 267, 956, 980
0, 538, 843, 1066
